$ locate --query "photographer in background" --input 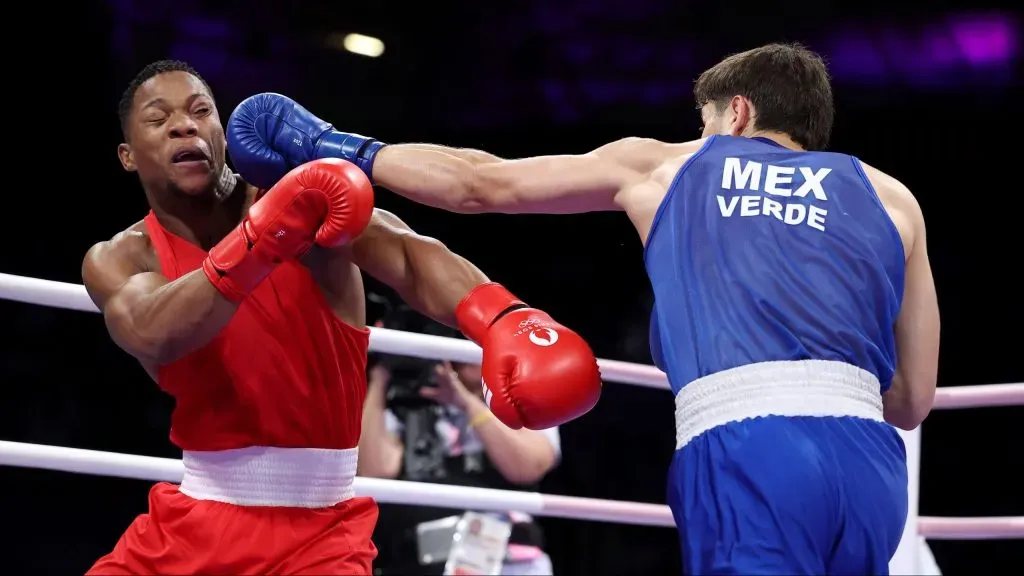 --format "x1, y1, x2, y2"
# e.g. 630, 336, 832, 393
359, 306, 560, 575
